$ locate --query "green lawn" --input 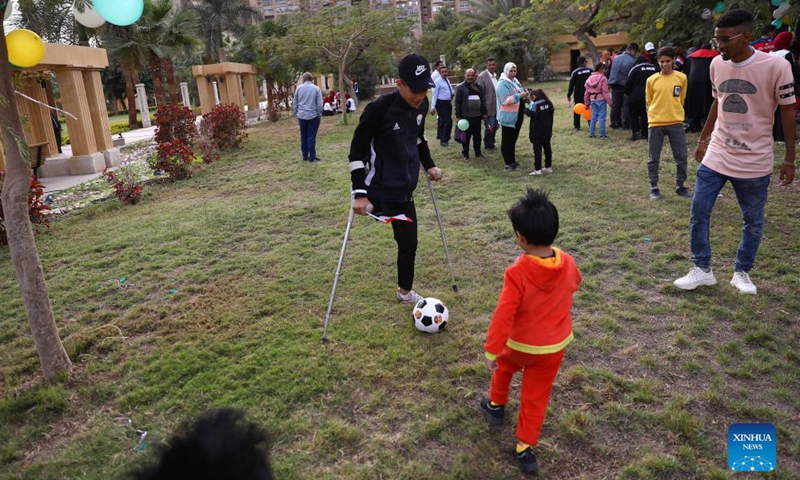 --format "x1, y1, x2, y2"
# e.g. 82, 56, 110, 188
2, 80, 799, 479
